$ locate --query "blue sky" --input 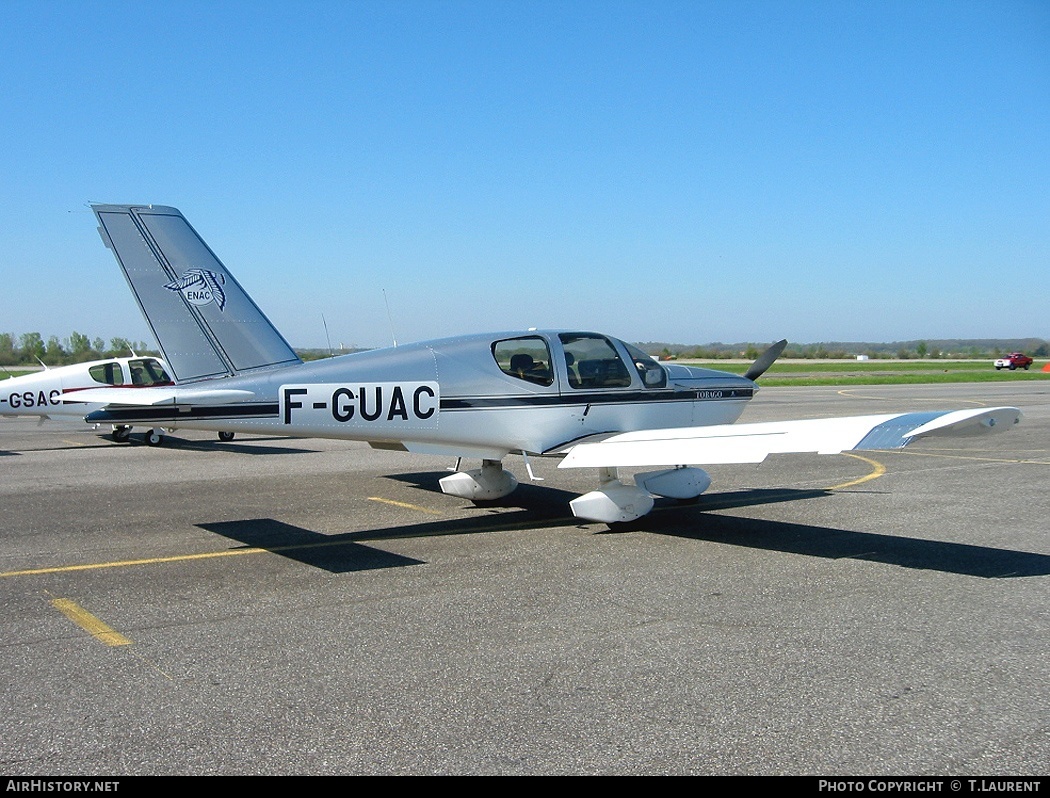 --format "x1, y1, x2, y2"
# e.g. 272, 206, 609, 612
1, 0, 1046, 349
